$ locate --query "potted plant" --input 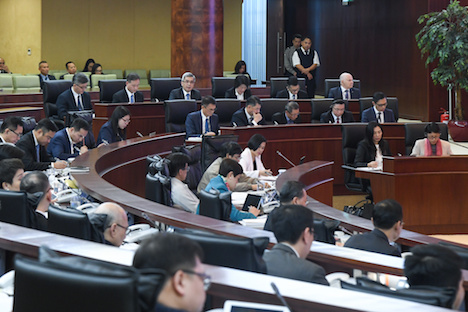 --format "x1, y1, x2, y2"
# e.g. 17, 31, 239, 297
415, 0, 468, 141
